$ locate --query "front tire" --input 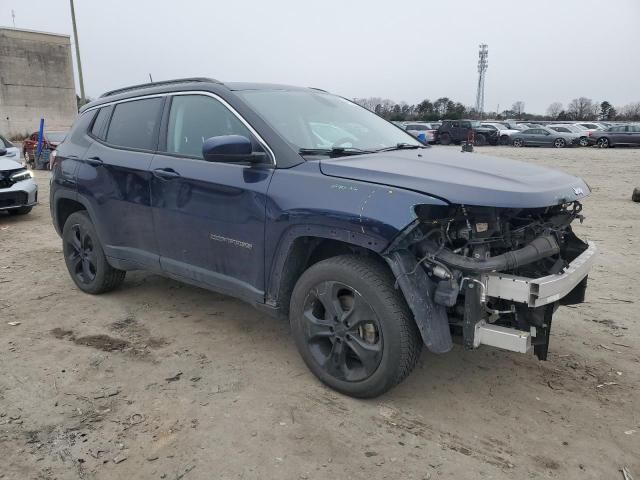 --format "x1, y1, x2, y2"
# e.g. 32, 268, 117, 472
8, 206, 32, 216
62, 211, 126, 294
290, 255, 421, 398
475, 133, 487, 146
512, 138, 524, 147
